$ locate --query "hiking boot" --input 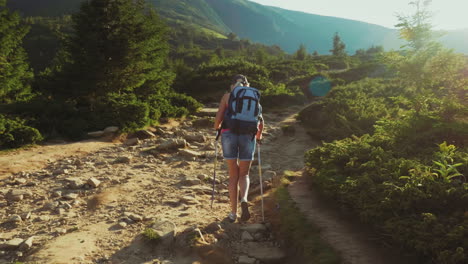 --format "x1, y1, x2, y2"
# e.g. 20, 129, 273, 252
240, 201, 250, 222
226, 212, 237, 223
